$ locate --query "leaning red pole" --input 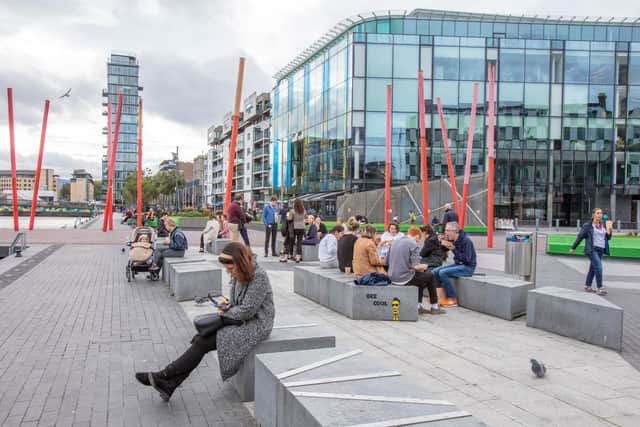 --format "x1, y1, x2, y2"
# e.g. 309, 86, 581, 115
7, 89, 19, 231
460, 83, 479, 228
487, 65, 496, 248
108, 100, 114, 230
103, 102, 112, 230
137, 97, 143, 227
223, 57, 246, 215
103, 93, 123, 232
384, 85, 392, 231
436, 97, 461, 217
417, 70, 429, 225
29, 100, 50, 230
